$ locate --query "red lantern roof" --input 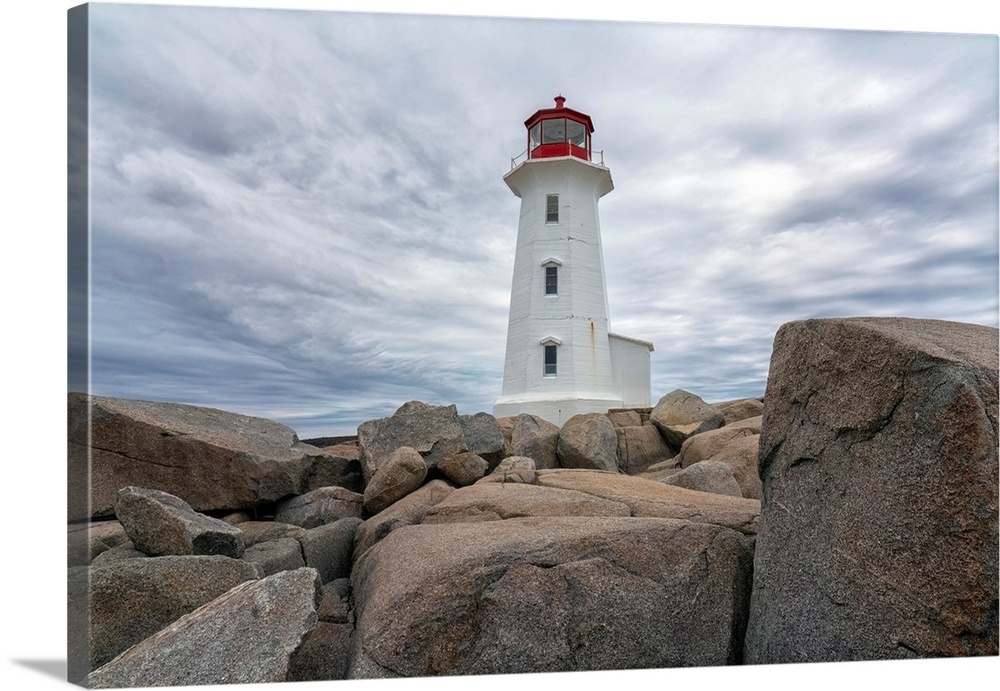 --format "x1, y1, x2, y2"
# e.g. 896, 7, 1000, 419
523, 96, 594, 162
